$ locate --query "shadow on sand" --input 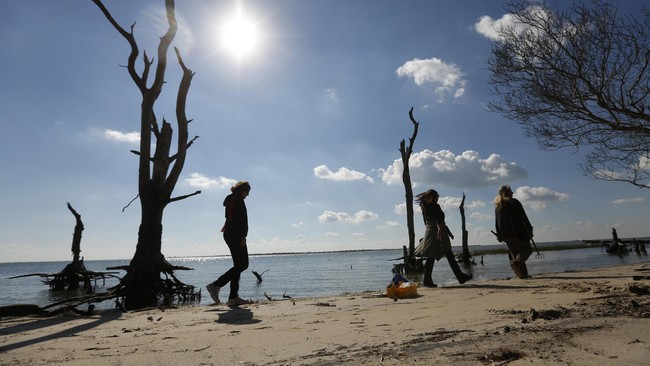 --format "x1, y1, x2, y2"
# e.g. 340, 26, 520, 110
0, 310, 123, 352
